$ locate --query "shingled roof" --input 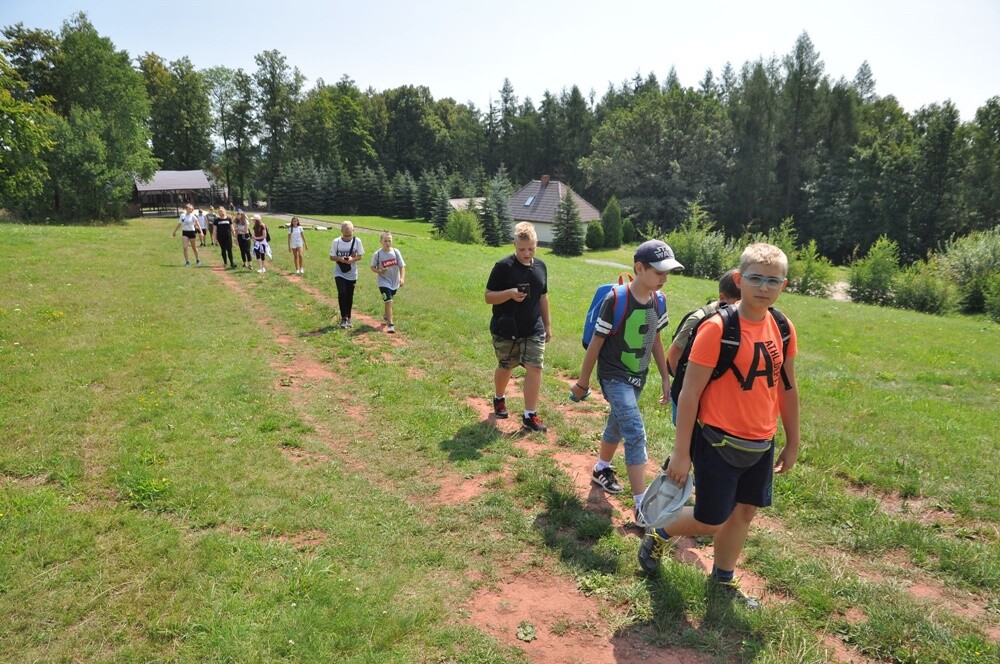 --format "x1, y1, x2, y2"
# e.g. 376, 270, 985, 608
134, 170, 212, 193
508, 177, 601, 225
